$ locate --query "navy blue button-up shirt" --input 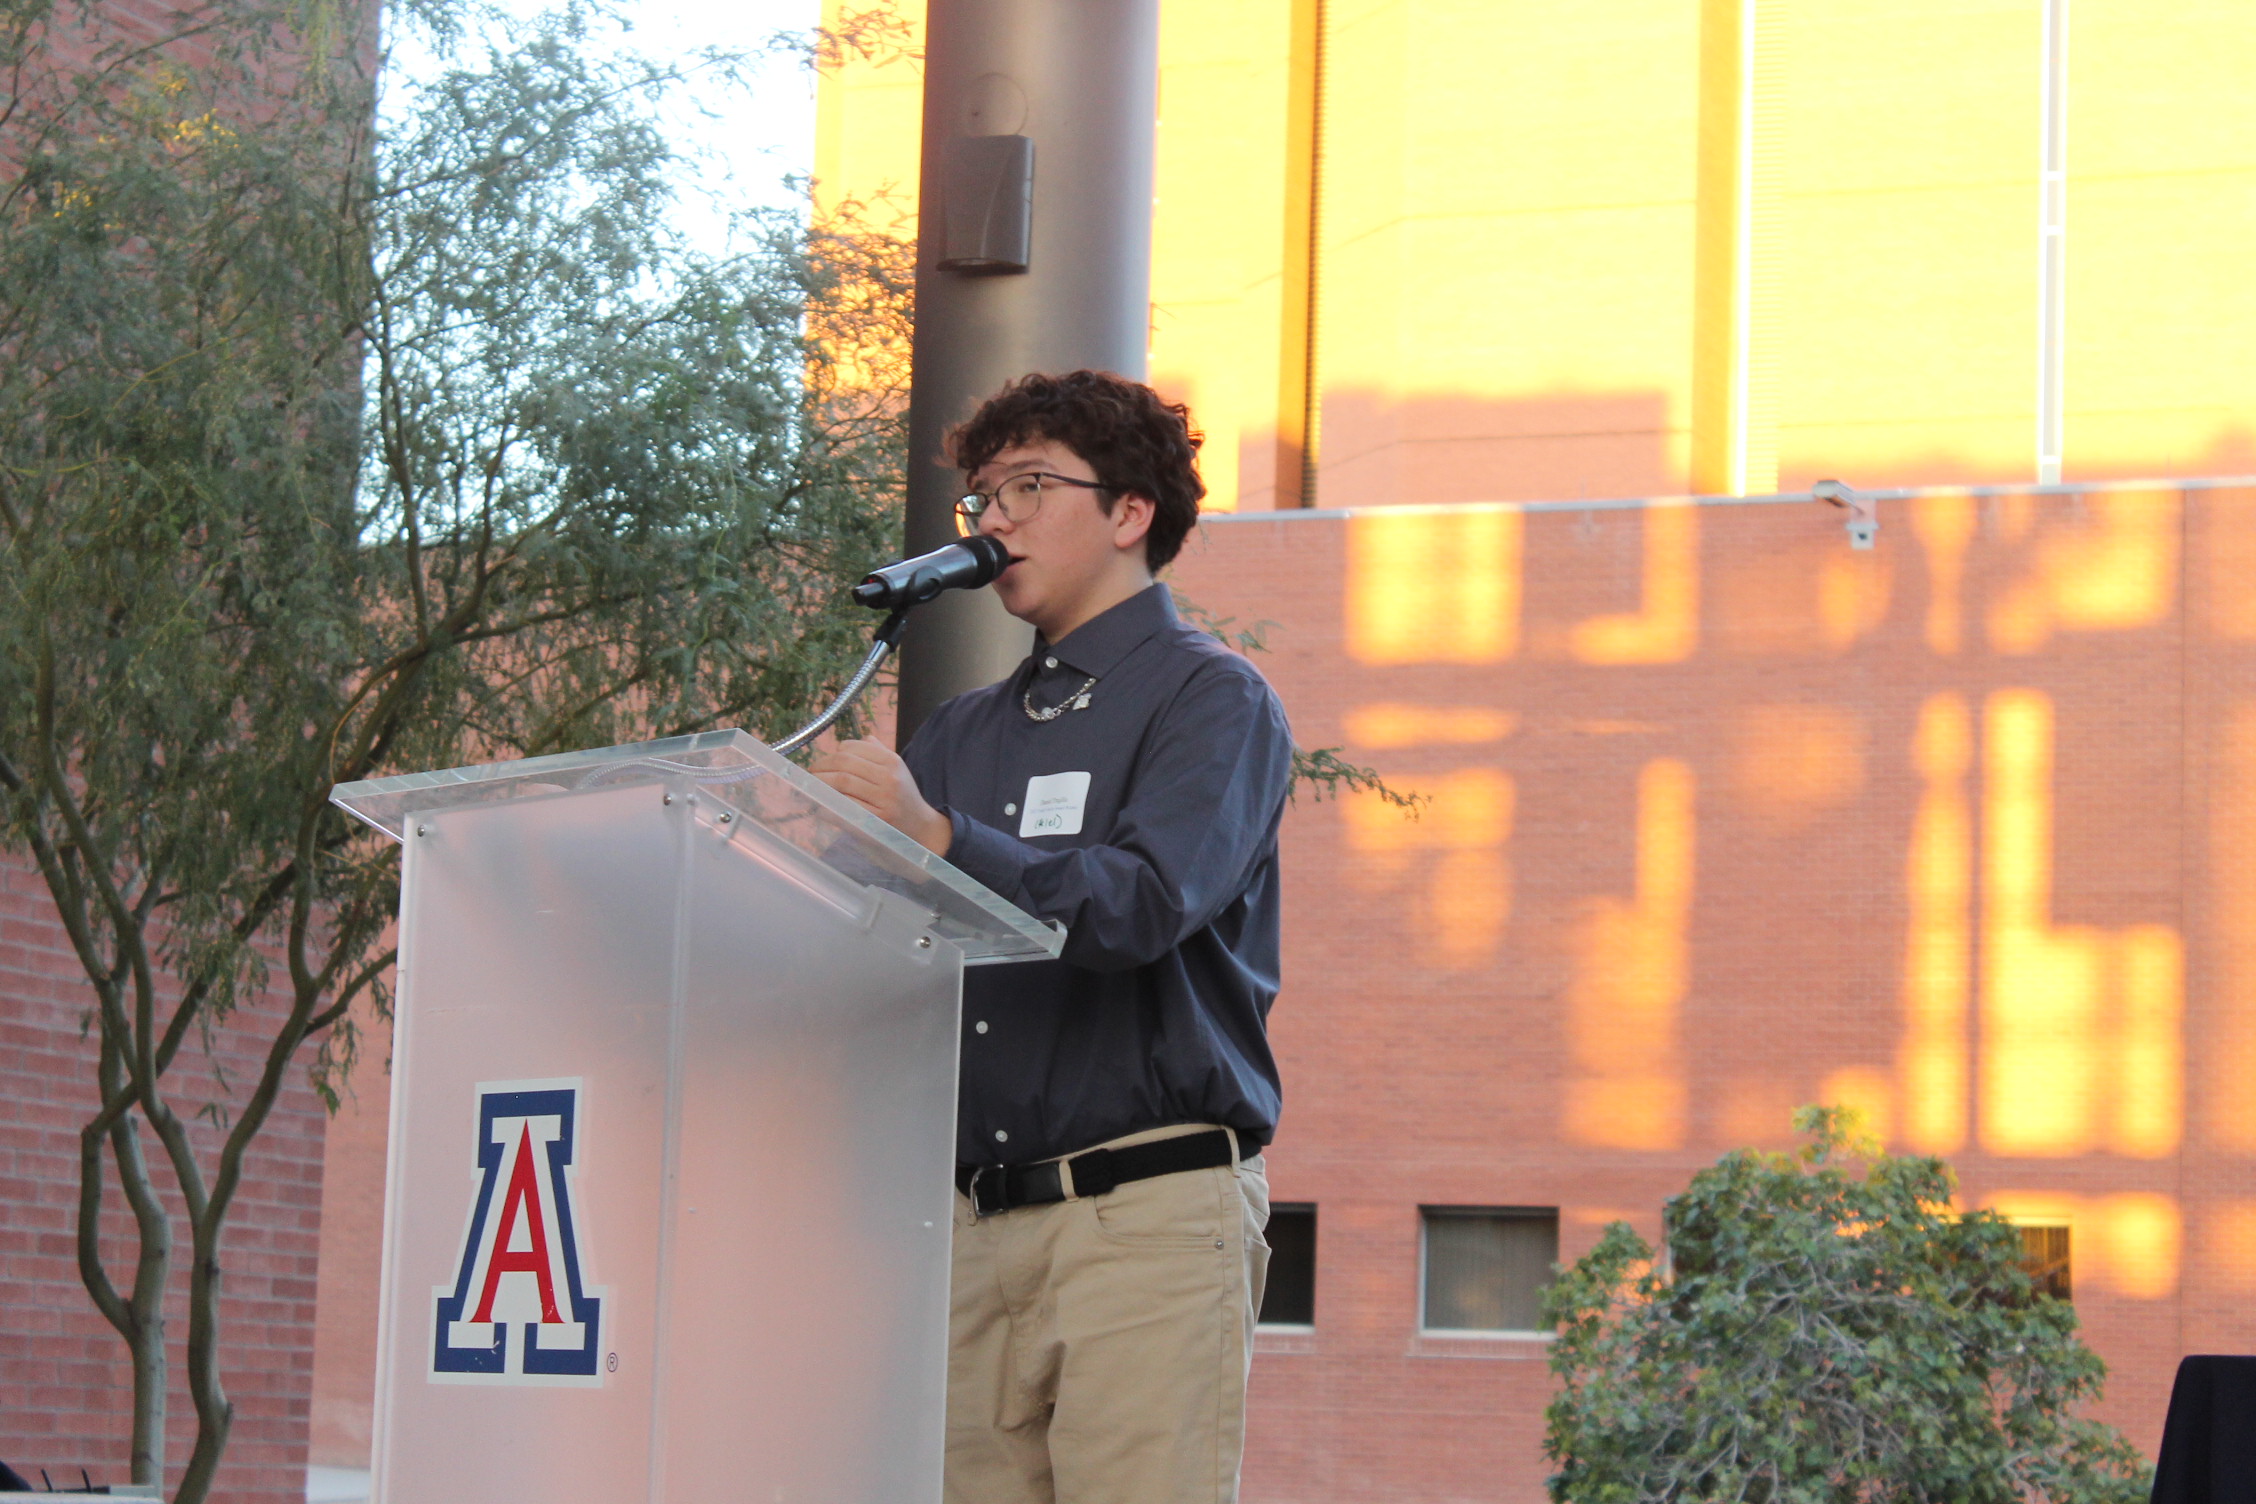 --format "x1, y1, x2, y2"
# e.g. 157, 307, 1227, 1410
901, 583, 1294, 1166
